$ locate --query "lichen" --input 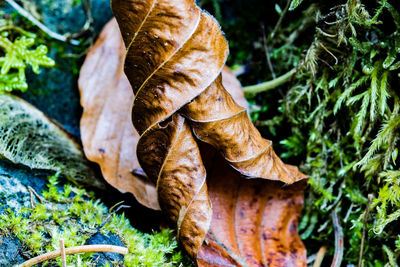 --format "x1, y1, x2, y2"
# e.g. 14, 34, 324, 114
0, 93, 105, 189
